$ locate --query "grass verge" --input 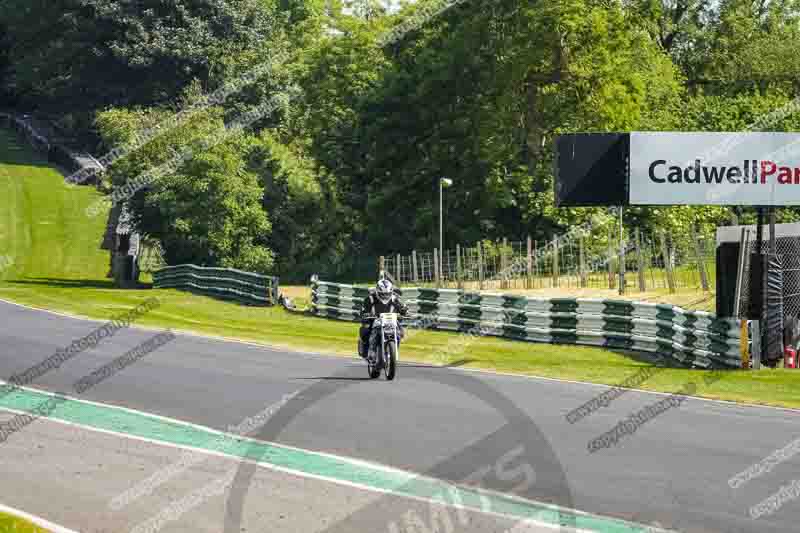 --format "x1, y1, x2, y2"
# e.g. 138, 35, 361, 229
0, 511, 50, 533
1, 126, 799, 409
503, 286, 717, 313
